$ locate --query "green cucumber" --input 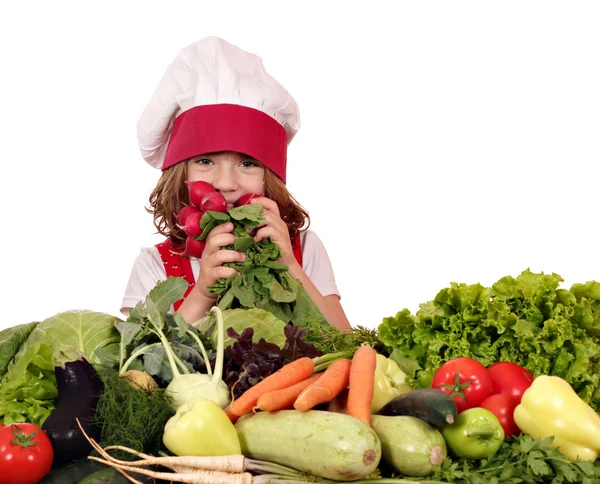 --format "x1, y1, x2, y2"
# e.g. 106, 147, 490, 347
377, 388, 457, 426
235, 409, 381, 481
371, 415, 447, 477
